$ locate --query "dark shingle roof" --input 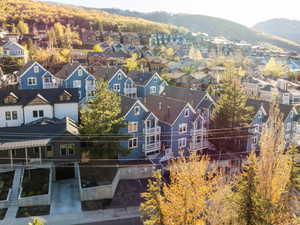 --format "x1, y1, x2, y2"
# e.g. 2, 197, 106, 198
16, 61, 37, 76
161, 86, 207, 108
120, 96, 138, 116
127, 71, 155, 86
55, 63, 81, 79
142, 95, 187, 124
0, 88, 79, 106
93, 67, 119, 81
